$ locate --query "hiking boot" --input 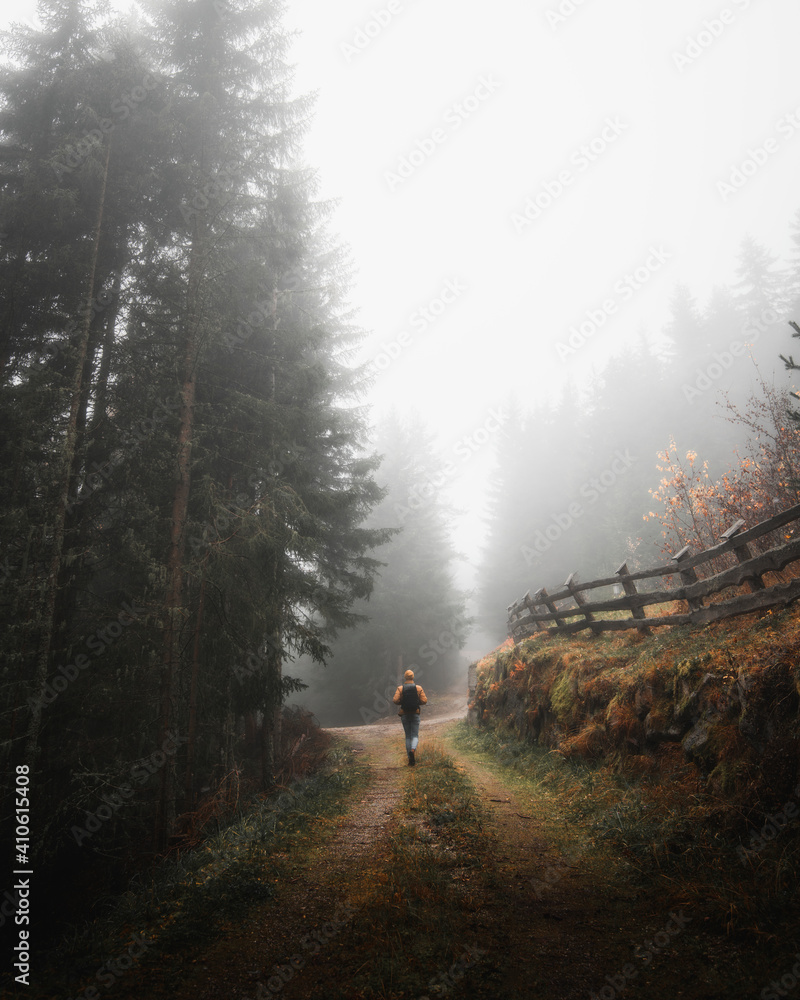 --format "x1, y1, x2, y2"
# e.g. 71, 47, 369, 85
408, 749, 415, 766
